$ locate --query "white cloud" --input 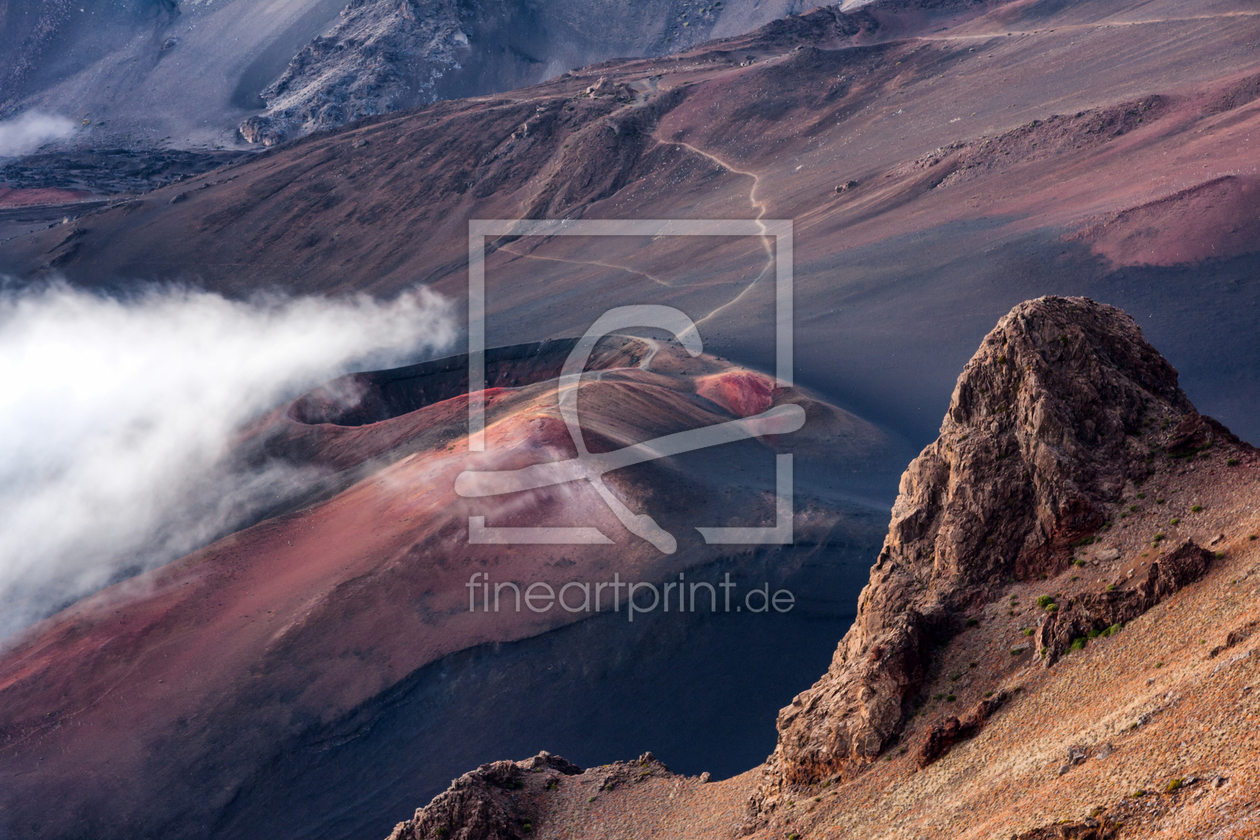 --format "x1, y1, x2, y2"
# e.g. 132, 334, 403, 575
0, 281, 457, 641
0, 111, 77, 157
